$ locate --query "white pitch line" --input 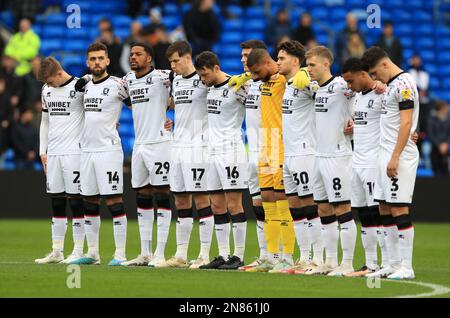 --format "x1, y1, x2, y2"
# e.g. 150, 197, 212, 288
385, 279, 450, 298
